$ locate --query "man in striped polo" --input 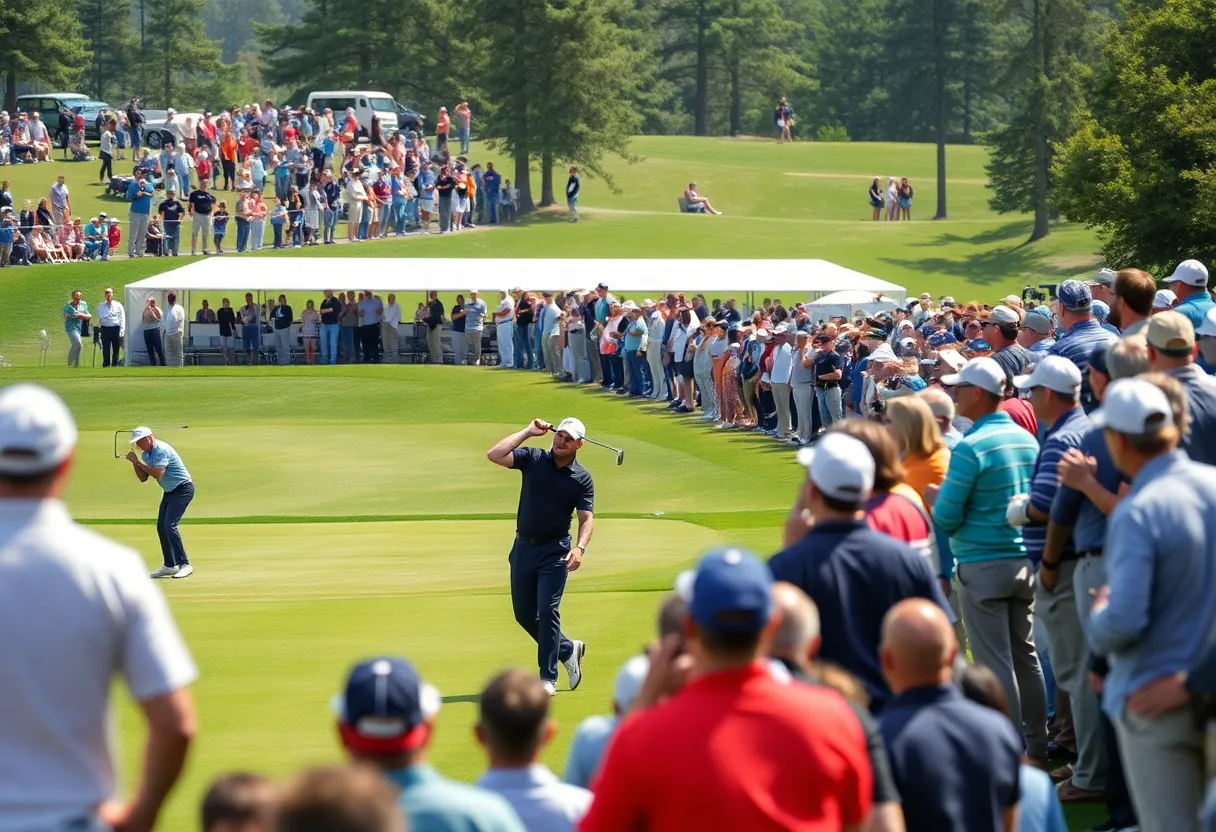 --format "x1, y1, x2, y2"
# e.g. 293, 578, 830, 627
933, 356, 1048, 763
